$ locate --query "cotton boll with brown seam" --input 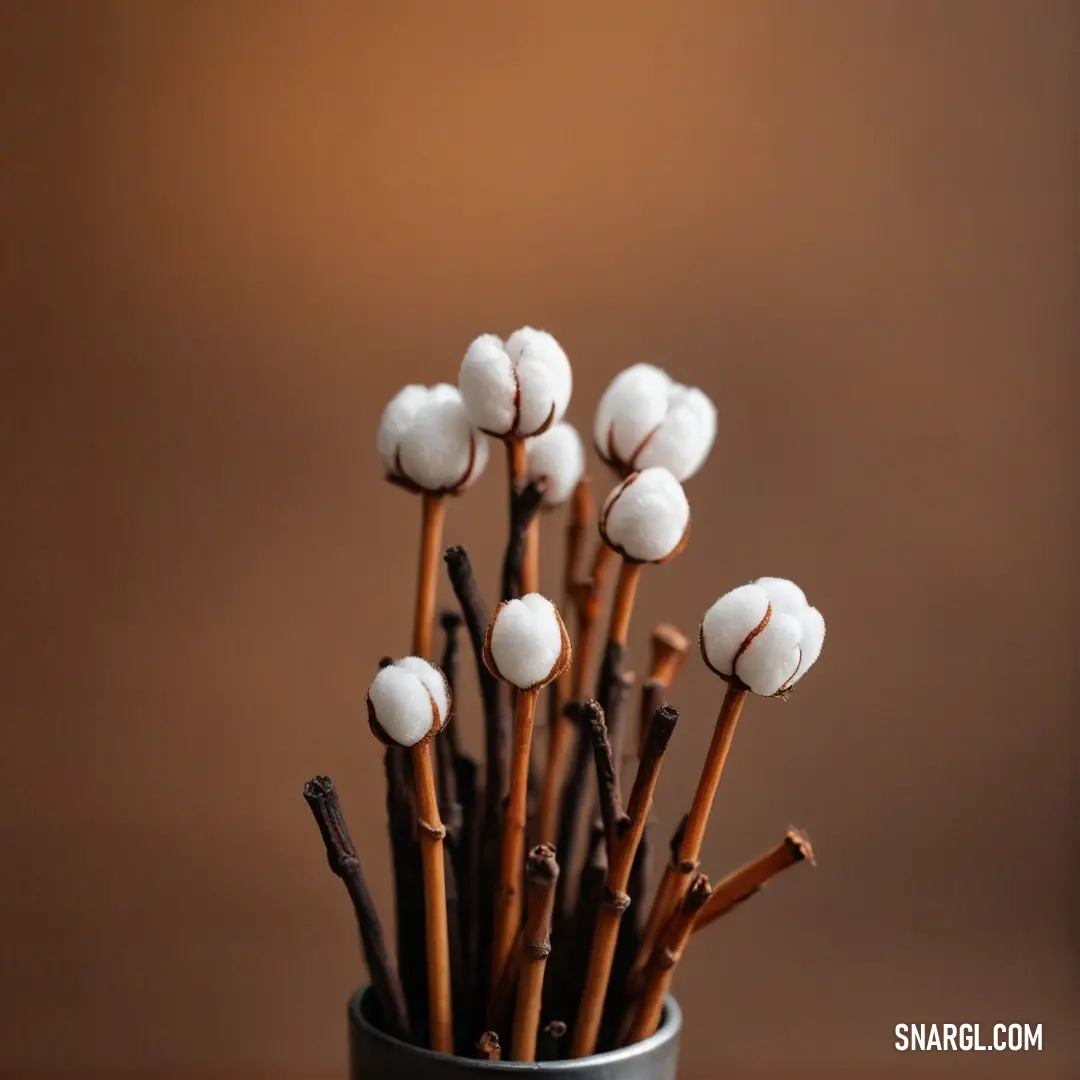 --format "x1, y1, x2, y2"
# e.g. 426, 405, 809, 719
459, 327, 572, 438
